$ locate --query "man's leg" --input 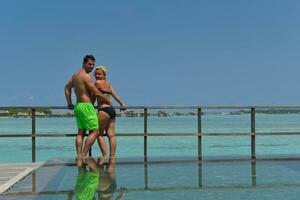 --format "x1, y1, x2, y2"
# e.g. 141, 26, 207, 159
76, 129, 85, 158
82, 129, 98, 157
107, 119, 116, 158
80, 103, 99, 157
